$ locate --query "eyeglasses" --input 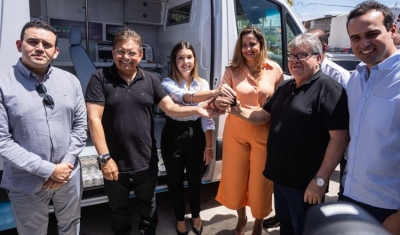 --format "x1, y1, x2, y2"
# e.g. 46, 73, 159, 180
36, 84, 55, 106
287, 53, 318, 61
114, 50, 138, 57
